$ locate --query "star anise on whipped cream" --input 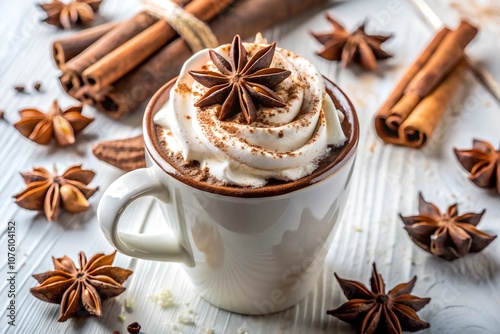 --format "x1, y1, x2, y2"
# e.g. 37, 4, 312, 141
400, 193, 496, 261
14, 164, 98, 221
454, 139, 500, 194
328, 263, 430, 334
39, 0, 102, 30
14, 100, 93, 146
189, 35, 291, 124
311, 14, 392, 71
31, 251, 132, 322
